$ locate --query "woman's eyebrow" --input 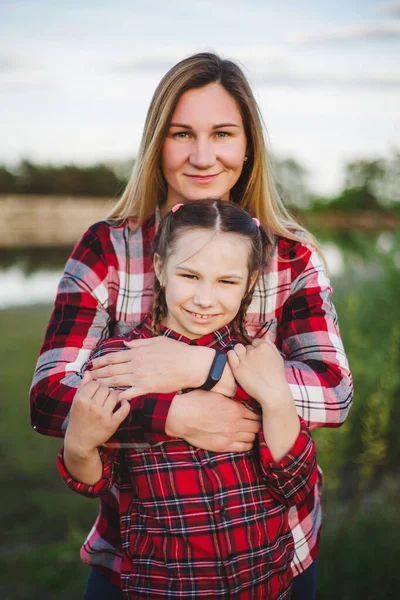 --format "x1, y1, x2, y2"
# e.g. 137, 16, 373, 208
212, 123, 240, 129
169, 122, 240, 129
169, 122, 192, 129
